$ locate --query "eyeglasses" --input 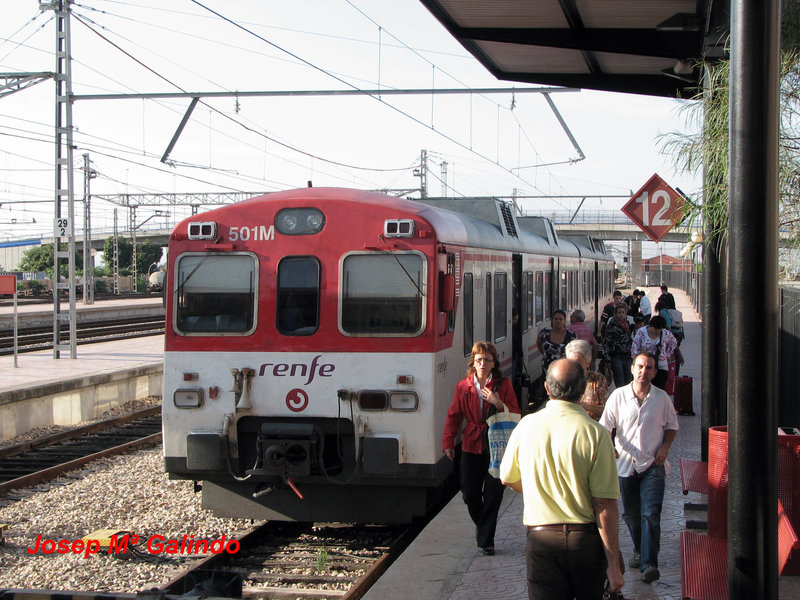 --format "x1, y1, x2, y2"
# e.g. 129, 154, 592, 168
474, 356, 494, 364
